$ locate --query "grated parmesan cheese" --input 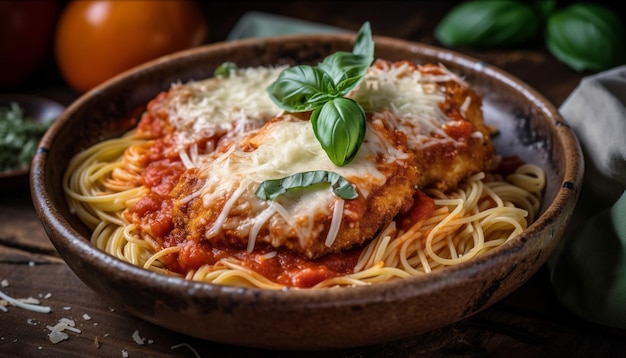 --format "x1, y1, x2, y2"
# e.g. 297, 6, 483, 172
195, 113, 401, 251
0, 289, 51, 313
47, 318, 81, 344
167, 66, 285, 152
20, 297, 41, 305
132, 330, 145, 345
171, 343, 201, 358
351, 60, 473, 150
